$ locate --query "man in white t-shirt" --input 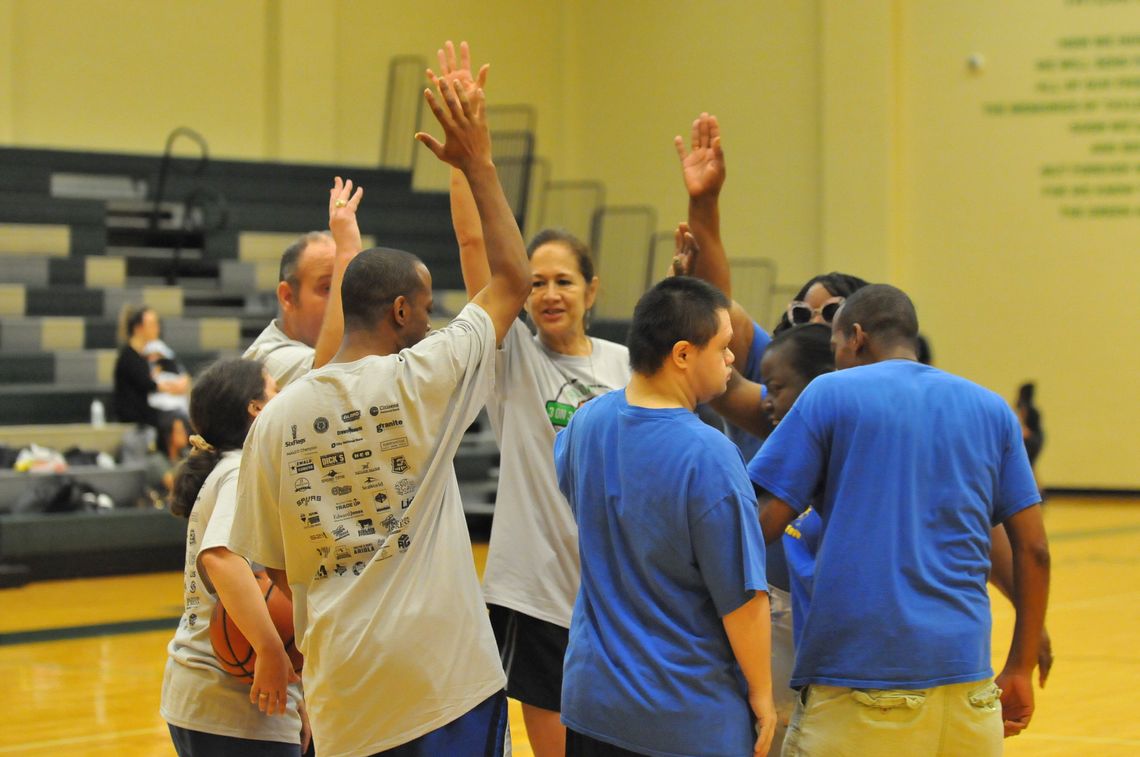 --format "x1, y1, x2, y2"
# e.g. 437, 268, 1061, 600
245, 177, 365, 388
228, 61, 530, 757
